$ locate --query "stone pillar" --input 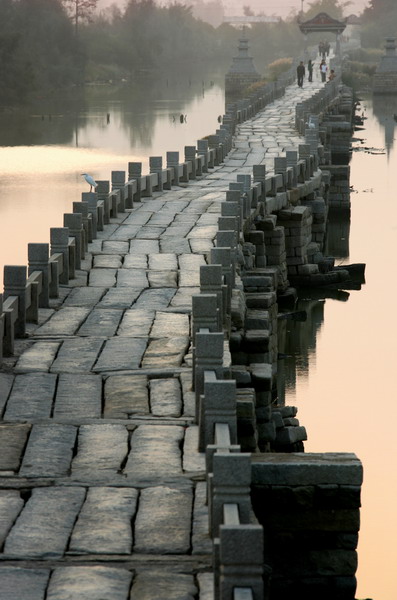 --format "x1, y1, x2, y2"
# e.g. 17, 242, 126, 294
166, 151, 180, 186
64, 213, 83, 269
197, 139, 210, 171
286, 150, 298, 187
3, 266, 27, 338
274, 157, 287, 191
51, 228, 70, 284
208, 135, 221, 165
128, 162, 142, 202
200, 264, 224, 330
111, 171, 126, 211
185, 146, 197, 179
194, 330, 225, 413
82, 192, 98, 238
96, 180, 110, 224
150, 156, 164, 192
299, 143, 313, 178
226, 189, 243, 231
28, 243, 50, 308
211, 247, 233, 330
199, 375, 237, 451
211, 452, 252, 536
192, 294, 220, 339
216, 231, 237, 287
73, 201, 90, 249
237, 174, 253, 210
219, 523, 266, 600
